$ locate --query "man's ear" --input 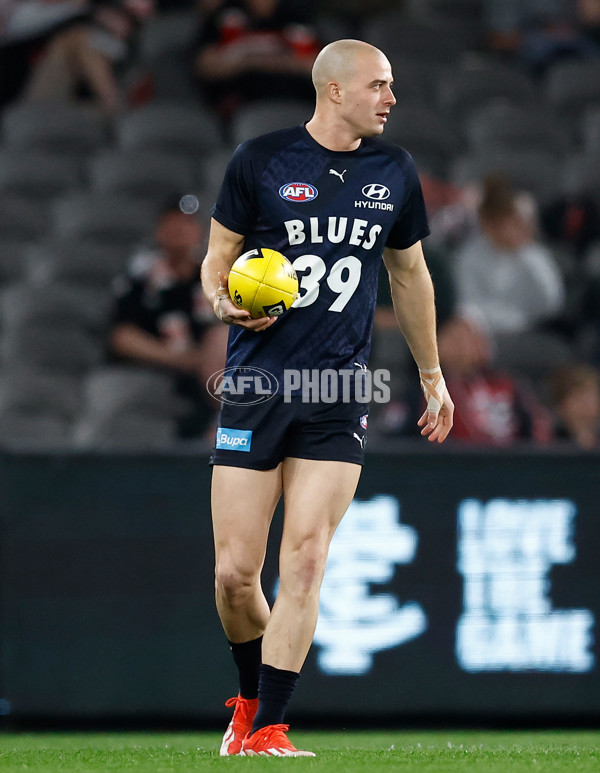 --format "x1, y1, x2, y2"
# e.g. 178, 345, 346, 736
327, 81, 342, 104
